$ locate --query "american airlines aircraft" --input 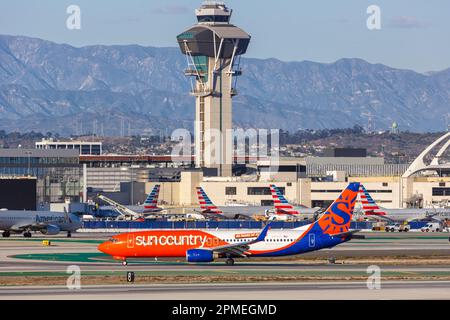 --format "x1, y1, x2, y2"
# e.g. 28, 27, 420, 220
268, 184, 321, 221
0, 209, 82, 238
97, 185, 163, 219
98, 183, 363, 266
358, 184, 443, 222
196, 187, 271, 220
